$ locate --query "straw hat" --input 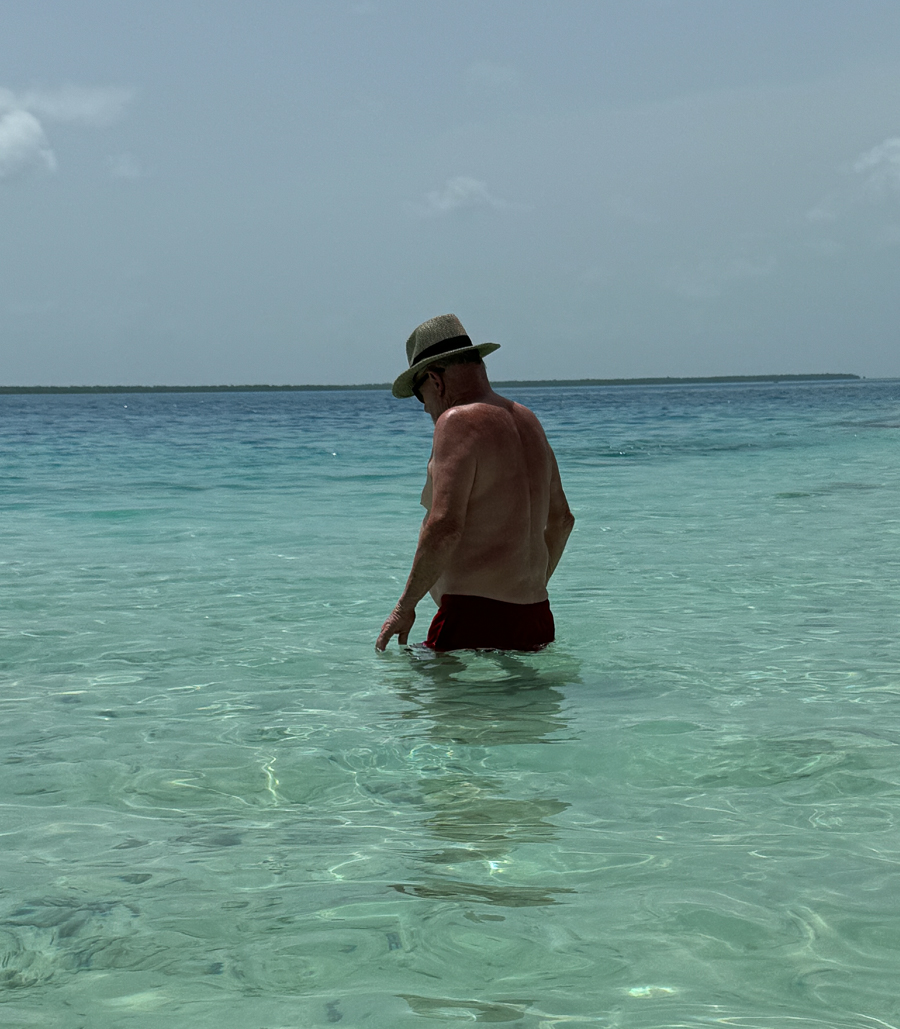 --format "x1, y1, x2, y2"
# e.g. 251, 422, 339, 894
392, 314, 500, 398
